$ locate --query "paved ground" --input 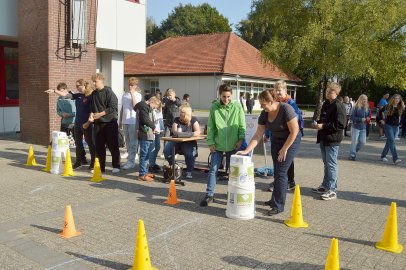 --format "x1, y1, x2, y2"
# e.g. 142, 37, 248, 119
0, 126, 405, 269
